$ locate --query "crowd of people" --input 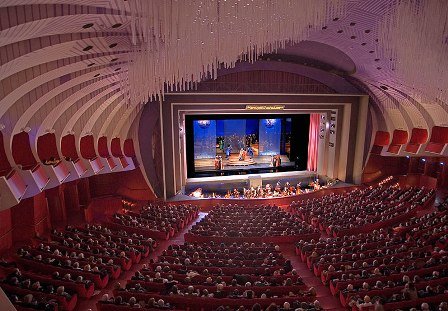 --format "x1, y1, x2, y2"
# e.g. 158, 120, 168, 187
108, 204, 199, 240
191, 180, 326, 199
290, 184, 435, 237
2, 181, 447, 310
0, 204, 199, 311
295, 192, 448, 311
98, 241, 321, 311
187, 205, 319, 242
